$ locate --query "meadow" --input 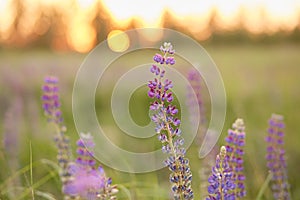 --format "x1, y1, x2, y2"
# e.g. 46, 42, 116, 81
0, 42, 300, 199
